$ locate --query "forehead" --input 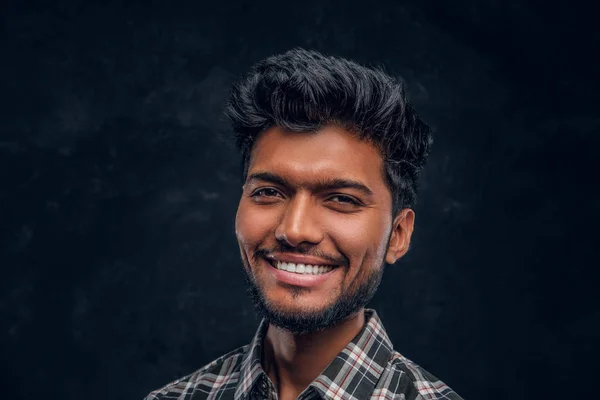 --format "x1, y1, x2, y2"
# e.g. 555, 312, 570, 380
248, 125, 389, 193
